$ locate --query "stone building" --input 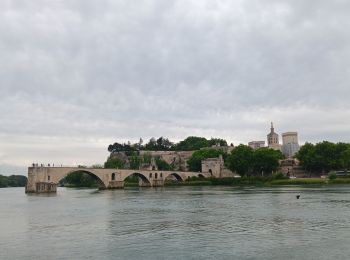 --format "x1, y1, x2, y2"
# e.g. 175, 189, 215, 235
267, 122, 281, 151
281, 132, 300, 158
201, 155, 236, 178
248, 141, 265, 150
280, 159, 306, 177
